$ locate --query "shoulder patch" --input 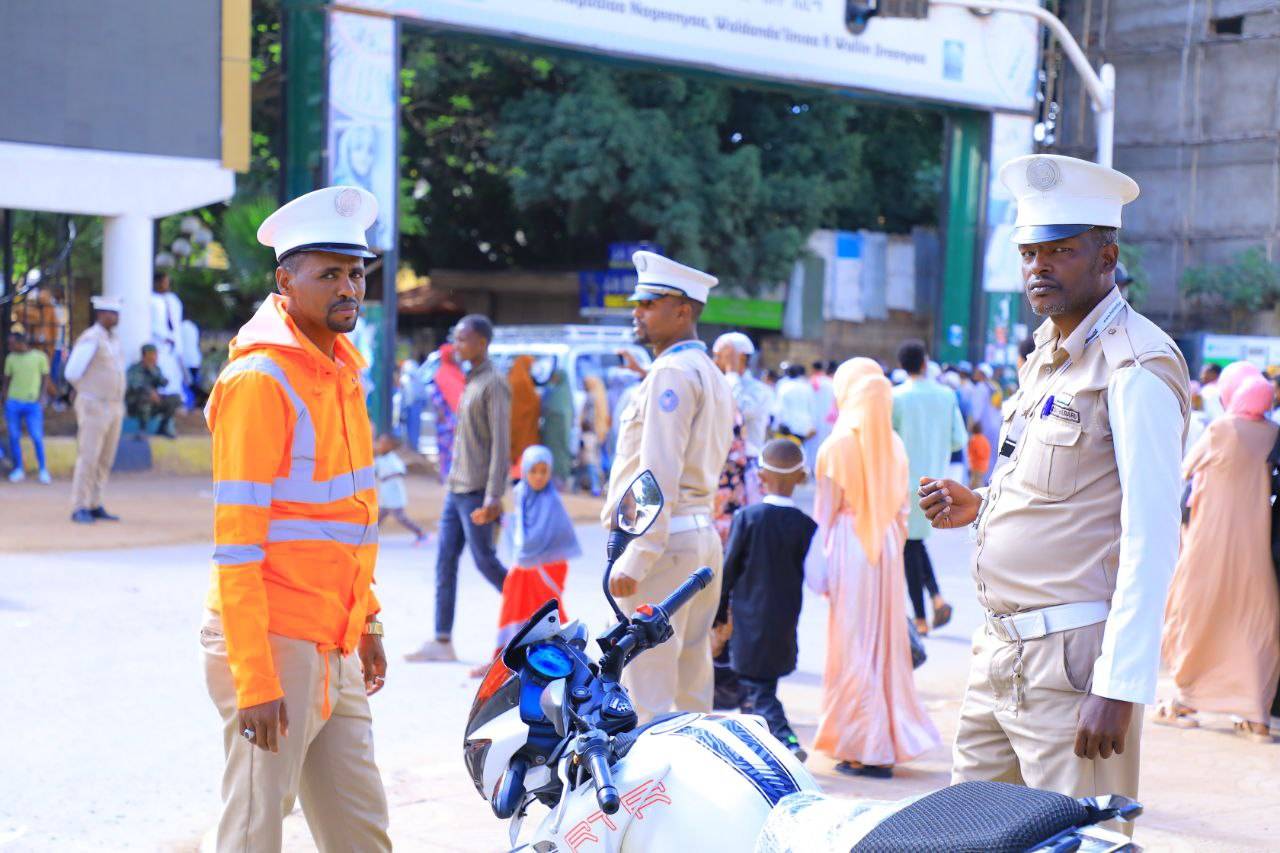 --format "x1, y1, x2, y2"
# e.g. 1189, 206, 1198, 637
1099, 325, 1138, 370
659, 388, 680, 413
